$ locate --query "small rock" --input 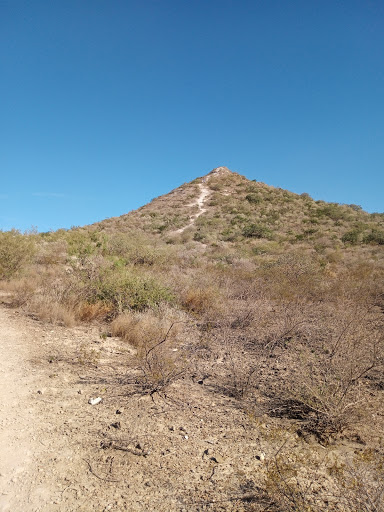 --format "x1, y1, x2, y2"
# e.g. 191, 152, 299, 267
78, 390, 83, 395
37, 390, 43, 395
256, 452, 266, 461
88, 397, 102, 406
116, 408, 124, 414
110, 422, 121, 429
210, 454, 225, 464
